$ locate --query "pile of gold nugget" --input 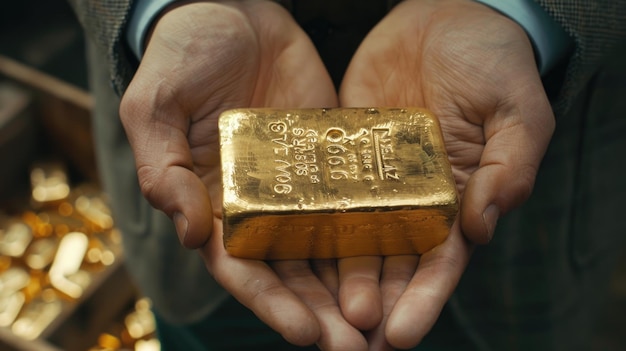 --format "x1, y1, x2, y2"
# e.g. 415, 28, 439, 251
89, 297, 159, 351
0, 162, 123, 342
